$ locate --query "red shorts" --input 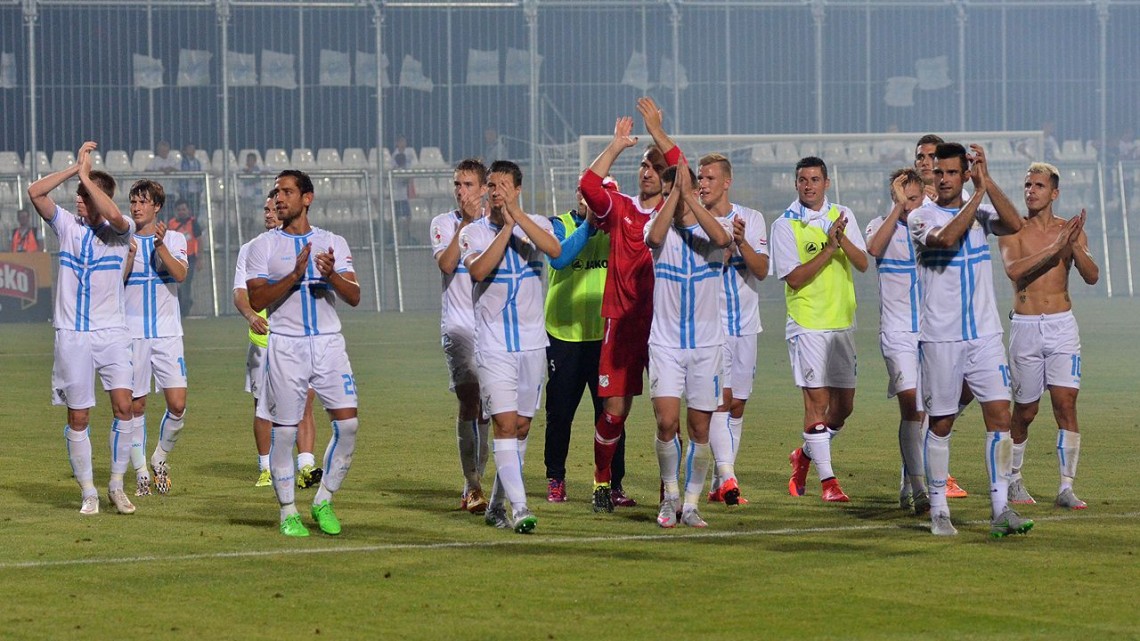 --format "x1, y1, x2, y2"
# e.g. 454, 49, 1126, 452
597, 314, 651, 398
